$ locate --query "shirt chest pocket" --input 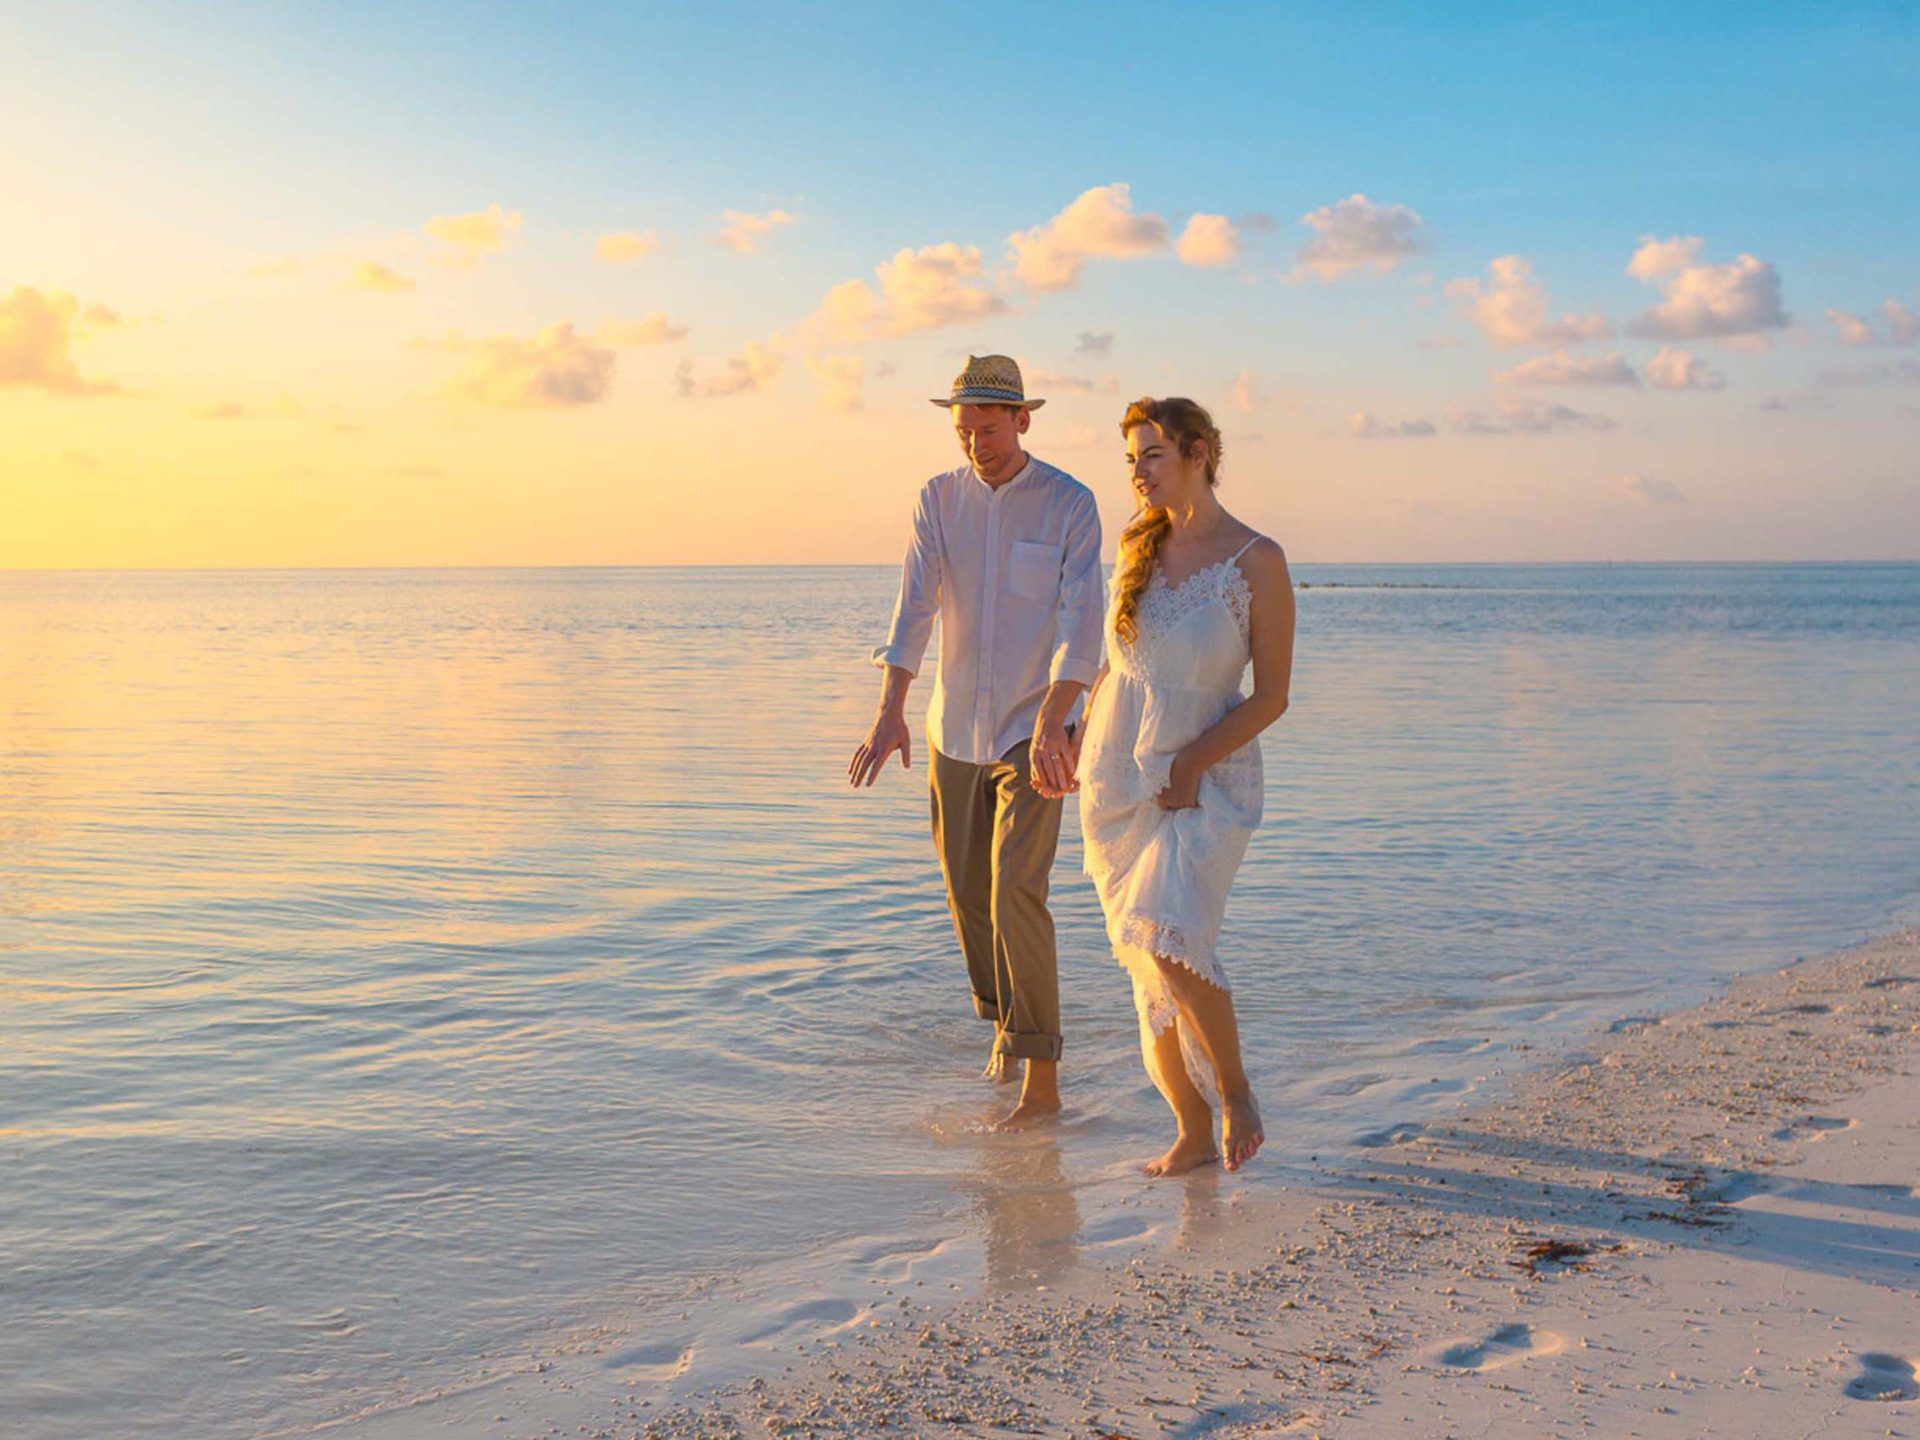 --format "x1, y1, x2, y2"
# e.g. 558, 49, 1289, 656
1006, 540, 1061, 602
